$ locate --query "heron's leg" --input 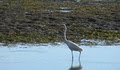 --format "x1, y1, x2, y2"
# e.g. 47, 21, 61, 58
71, 51, 74, 67
78, 52, 81, 66
71, 51, 73, 61
71, 55, 73, 67
78, 52, 81, 61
